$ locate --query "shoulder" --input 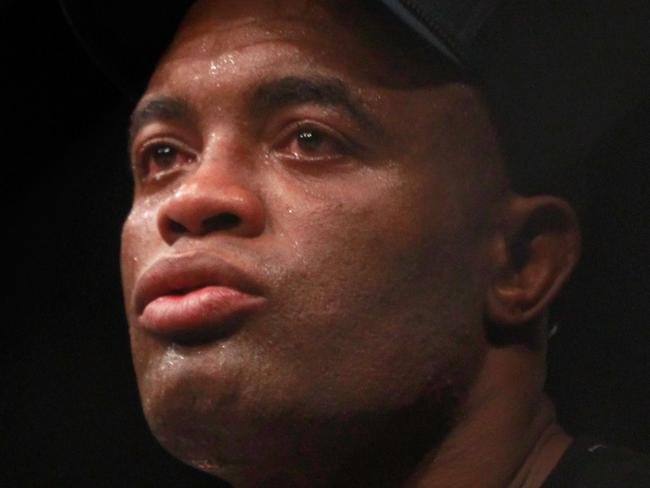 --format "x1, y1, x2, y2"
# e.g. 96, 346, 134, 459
543, 438, 650, 488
